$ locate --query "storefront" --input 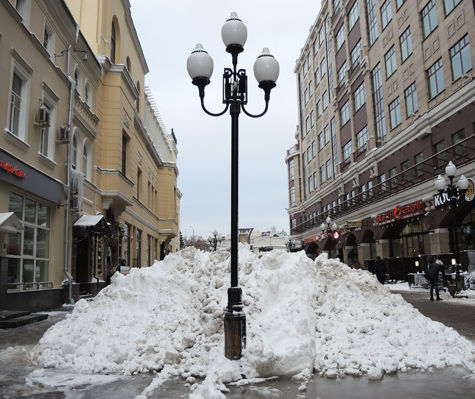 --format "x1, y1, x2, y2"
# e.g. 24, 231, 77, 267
0, 149, 64, 292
